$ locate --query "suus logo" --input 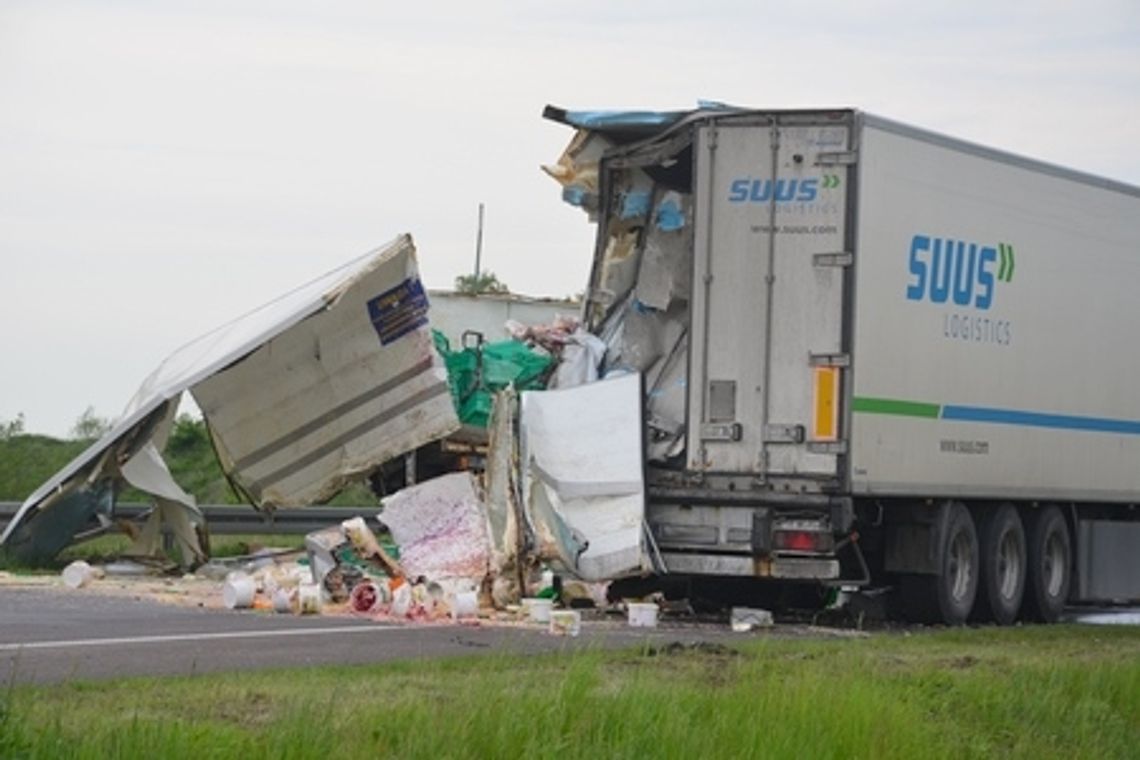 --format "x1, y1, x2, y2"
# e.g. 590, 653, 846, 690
905, 234, 1016, 310
727, 174, 841, 204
